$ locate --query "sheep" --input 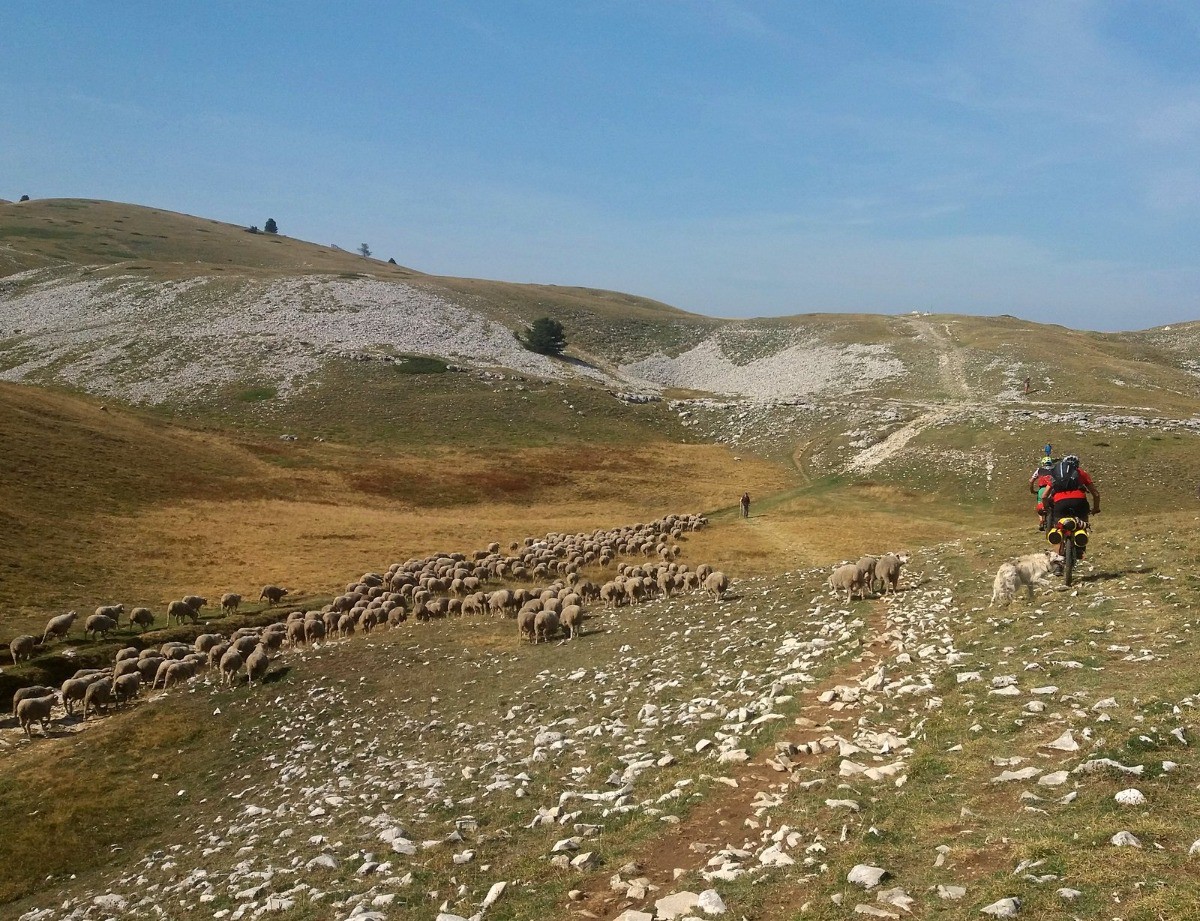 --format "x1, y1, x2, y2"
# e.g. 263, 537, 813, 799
181, 595, 208, 614
534, 610, 560, 644
245, 645, 270, 688
61, 677, 94, 715
162, 660, 197, 688
286, 619, 306, 646
220, 592, 242, 615
12, 685, 57, 717
304, 618, 326, 644
194, 633, 224, 655
517, 608, 537, 643
260, 585, 289, 605
876, 552, 909, 594
560, 605, 585, 639
232, 635, 259, 658
95, 603, 124, 624
829, 563, 867, 603
135, 656, 163, 682
42, 611, 77, 644
856, 556, 879, 593
84, 614, 118, 640
114, 646, 140, 662
261, 626, 286, 653
9, 634, 36, 664
83, 679, 114, 719
113, 672, 141, 706
114, 658, 142, 680
207, 642, 230, 668
167, 600, 198, 625
129, 607, 155, 630
703, 571, 729, 600
219, 648, 244, 687
17, 694, 57, 738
